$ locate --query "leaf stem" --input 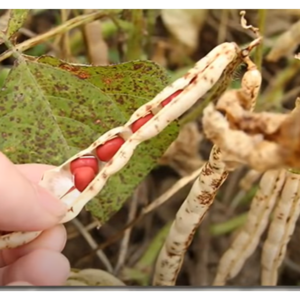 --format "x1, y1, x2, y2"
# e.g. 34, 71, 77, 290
209, 212, 247, 236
